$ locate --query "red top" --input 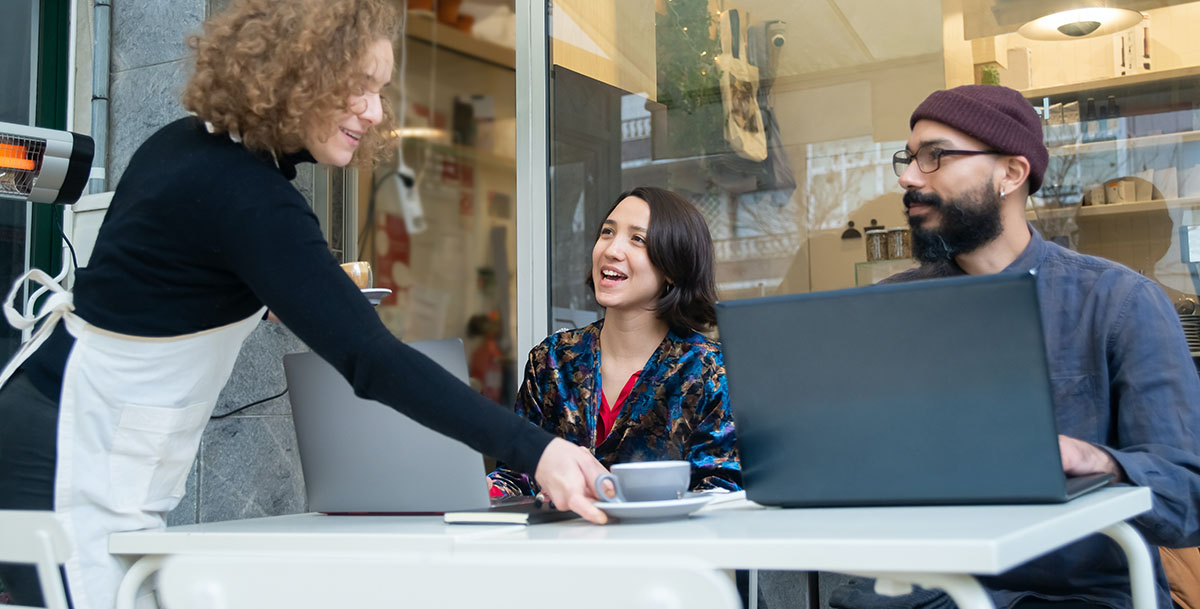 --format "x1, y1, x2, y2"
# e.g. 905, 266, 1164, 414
597, 371, 641, 445
488, 370, 642, 499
